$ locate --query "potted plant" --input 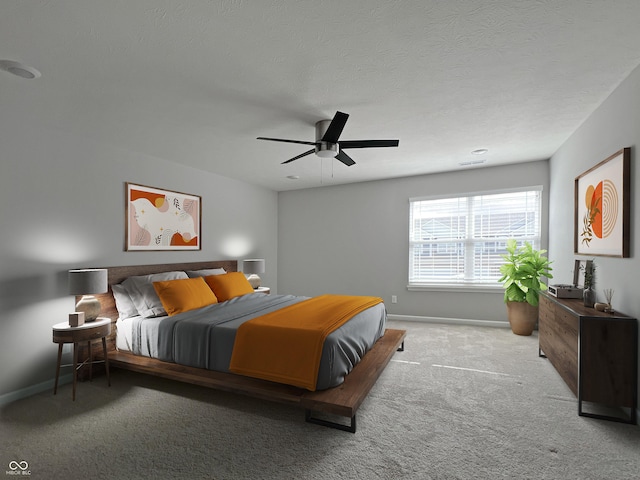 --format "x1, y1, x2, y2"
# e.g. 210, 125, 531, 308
498, 239, 553, 335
